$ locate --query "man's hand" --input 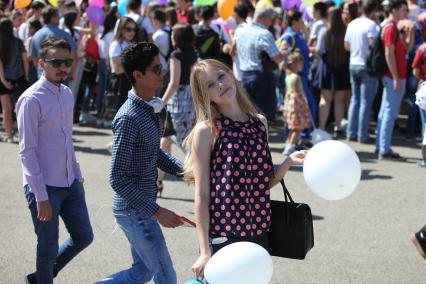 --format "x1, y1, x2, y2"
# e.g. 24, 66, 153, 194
393, 78, 400, 92
155, 207, 183, 228
37, 200, 52, 222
